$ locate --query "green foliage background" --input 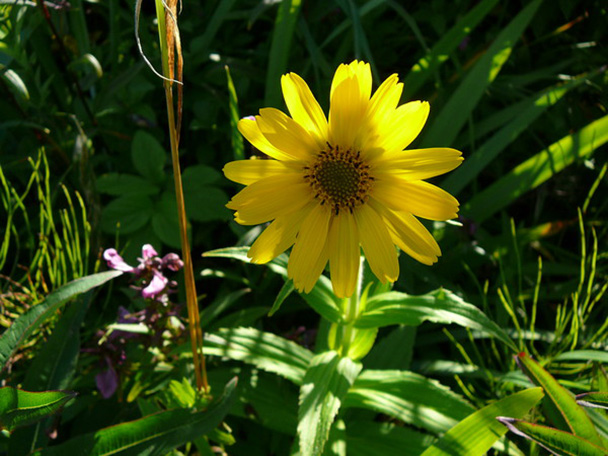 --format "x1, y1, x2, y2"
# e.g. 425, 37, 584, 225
0, 0, 606, 455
